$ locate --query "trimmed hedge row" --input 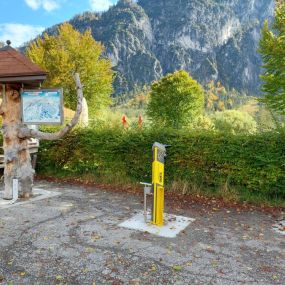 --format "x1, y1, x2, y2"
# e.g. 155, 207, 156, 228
36, 128, 285, 199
